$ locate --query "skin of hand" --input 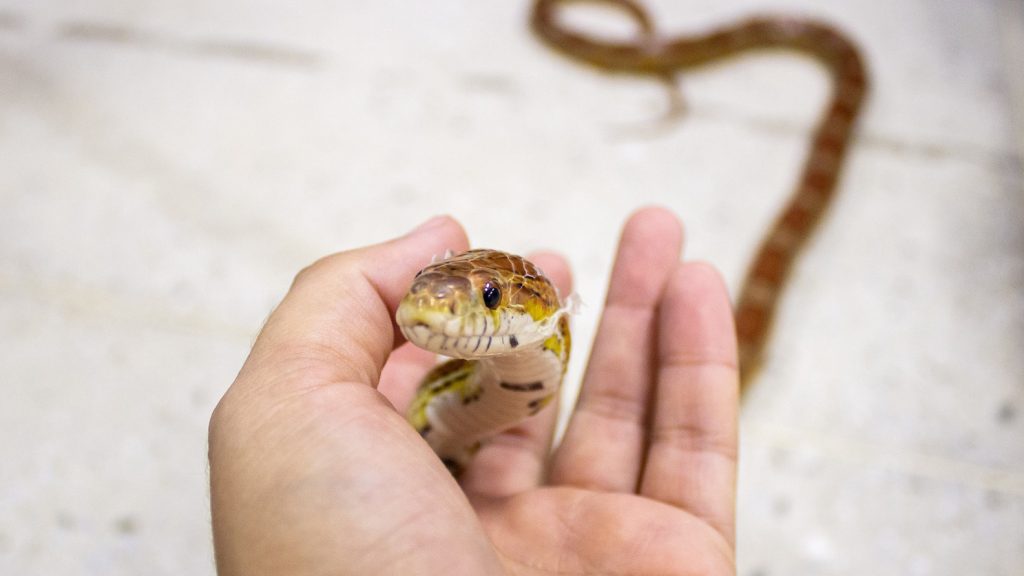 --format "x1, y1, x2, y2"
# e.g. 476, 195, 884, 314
209, 206, 739, 576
